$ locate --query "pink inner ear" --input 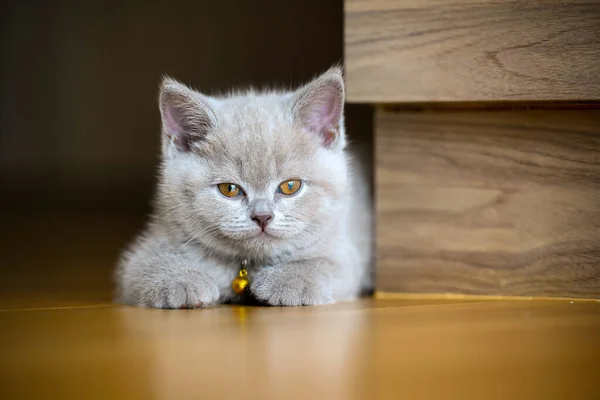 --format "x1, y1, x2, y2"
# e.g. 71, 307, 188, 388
163, 106, 182, 137
311, 103, 340, 145
300, 87, 343, 147
162, 103, 193, 151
